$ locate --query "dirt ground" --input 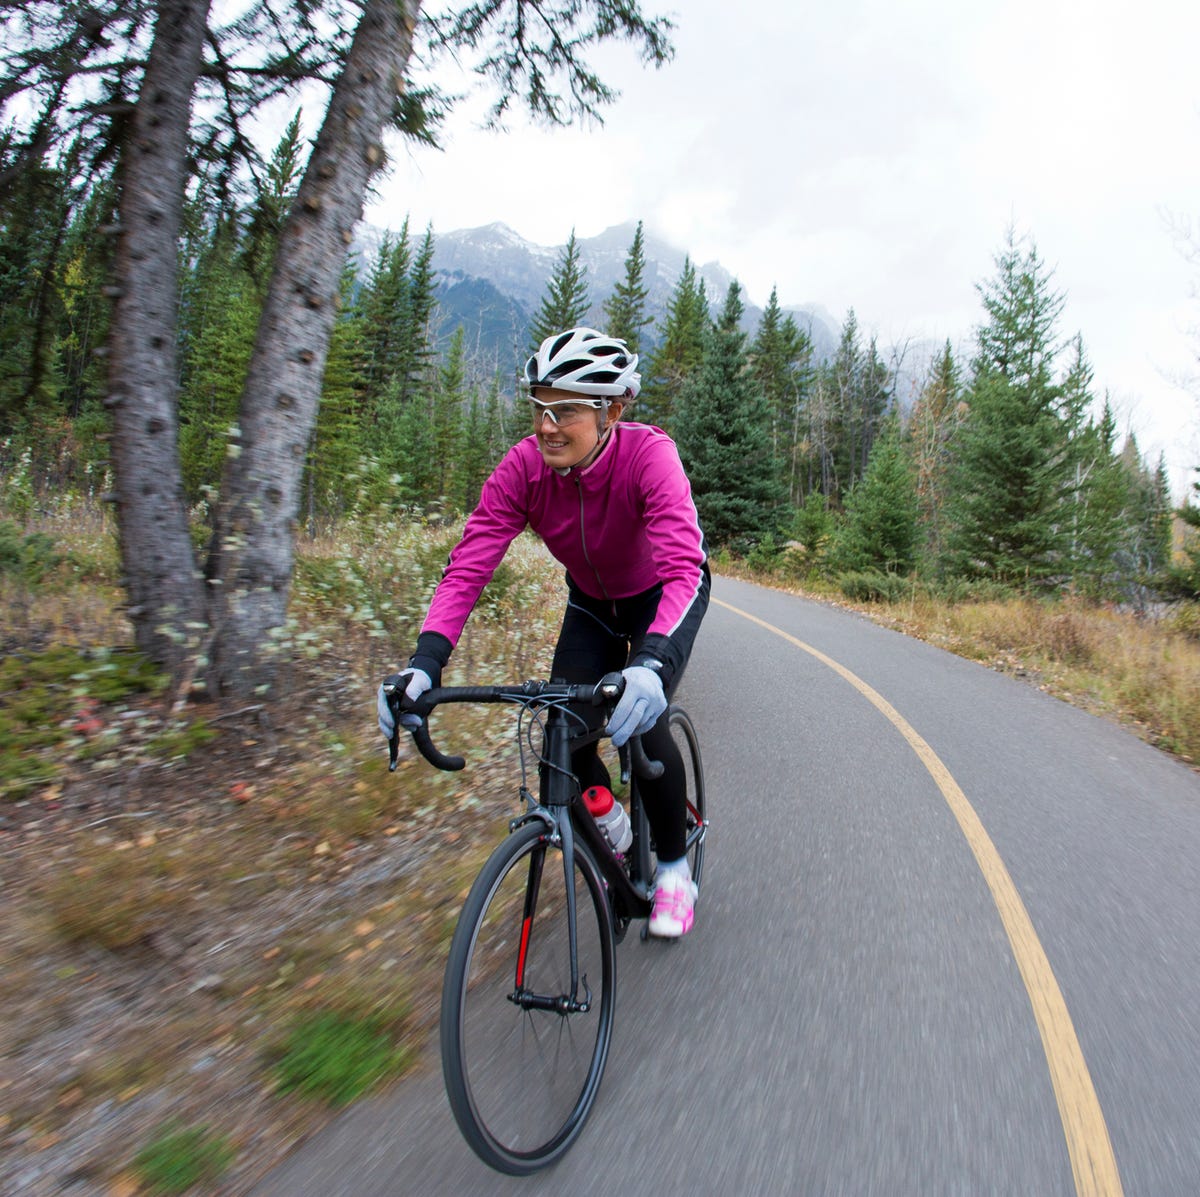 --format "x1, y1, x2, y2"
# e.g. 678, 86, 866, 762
0, 664, 513, 1196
